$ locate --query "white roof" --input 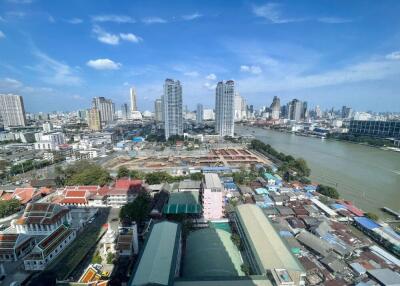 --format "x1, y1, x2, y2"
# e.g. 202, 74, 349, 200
310, 198, 337, 217
204, 173, 223, 189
